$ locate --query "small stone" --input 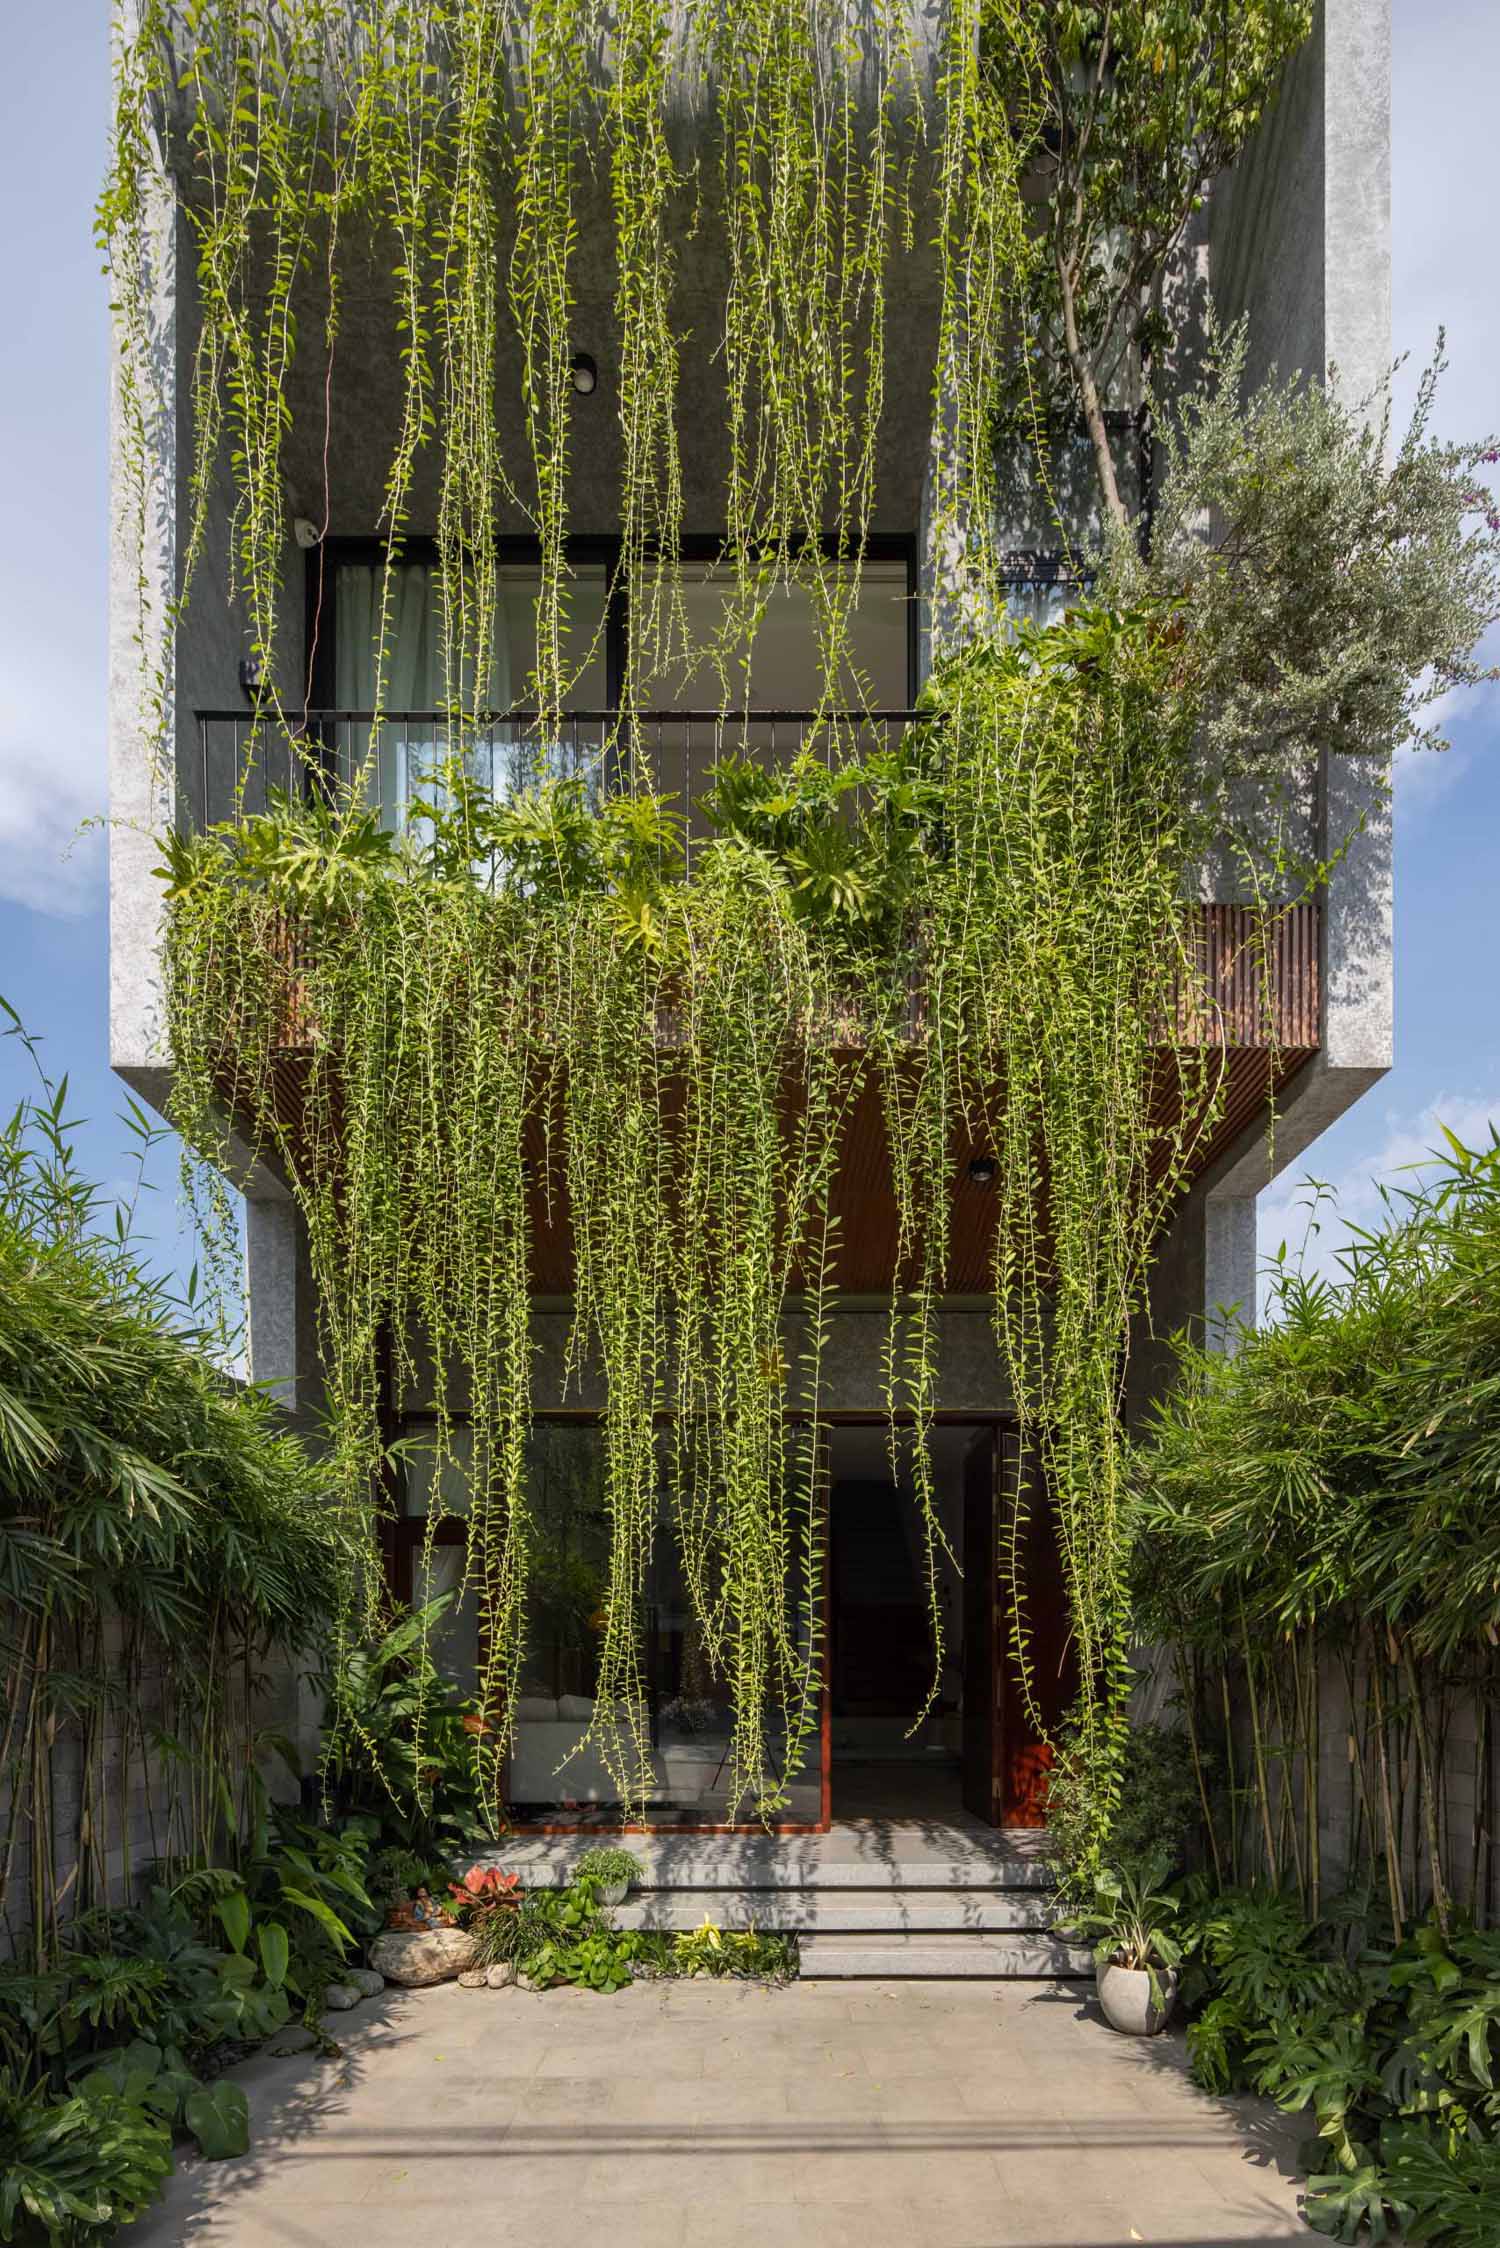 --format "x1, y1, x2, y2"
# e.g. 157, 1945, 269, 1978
517, 1971, 540, 1993
264, 2025, 318, 2056
486, 1962, 516, 1989
368, 1928, 478, 1988
457, 1968, 488, 1989
323, 1981, 361, 2012
345, 1968, 385, 1999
